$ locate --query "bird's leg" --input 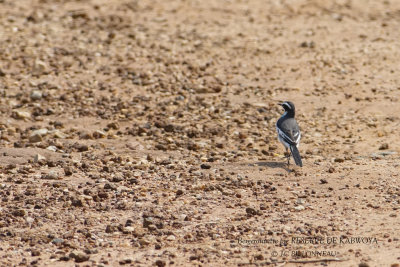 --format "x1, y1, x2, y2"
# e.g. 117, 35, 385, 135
286, 148, 290, 166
